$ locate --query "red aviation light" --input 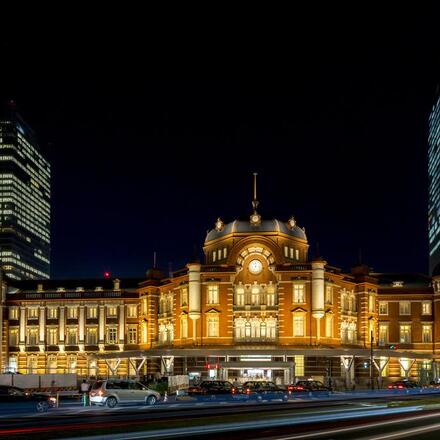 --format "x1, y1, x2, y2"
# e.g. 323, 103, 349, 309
104, 271, 111, 279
